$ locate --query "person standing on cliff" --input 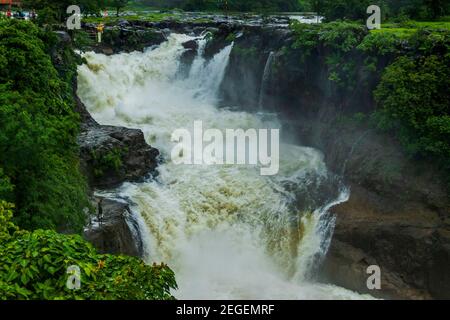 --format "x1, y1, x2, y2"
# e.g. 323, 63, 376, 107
97, 23, 104, 43
97, 198, 104, 226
